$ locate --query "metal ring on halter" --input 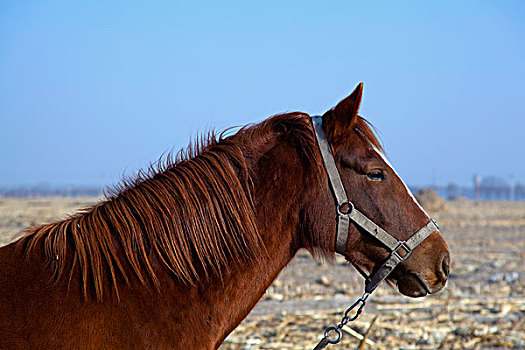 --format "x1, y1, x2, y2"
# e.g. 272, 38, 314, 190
336, 201, 354, 216
323, 326, 342, 344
